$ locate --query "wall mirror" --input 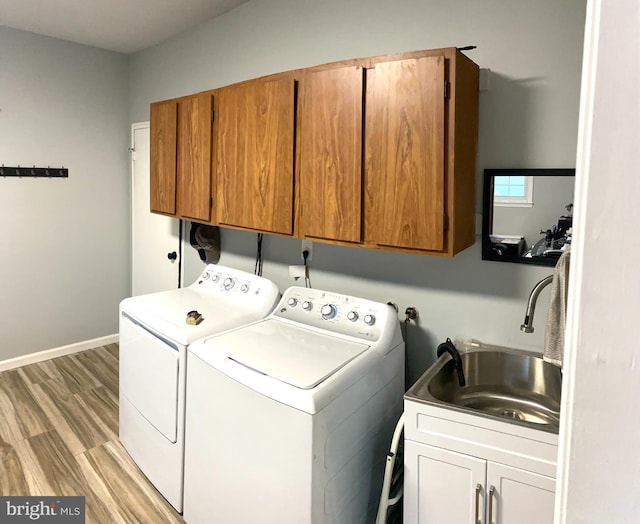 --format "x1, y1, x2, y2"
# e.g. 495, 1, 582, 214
482, 168, 575, 266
